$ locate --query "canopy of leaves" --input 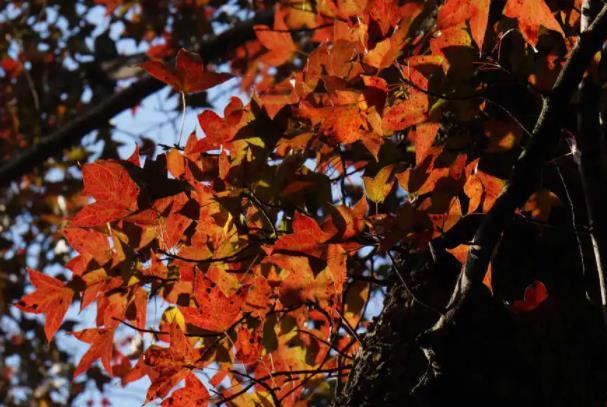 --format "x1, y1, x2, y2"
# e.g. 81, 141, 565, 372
1, 0, 603, 405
